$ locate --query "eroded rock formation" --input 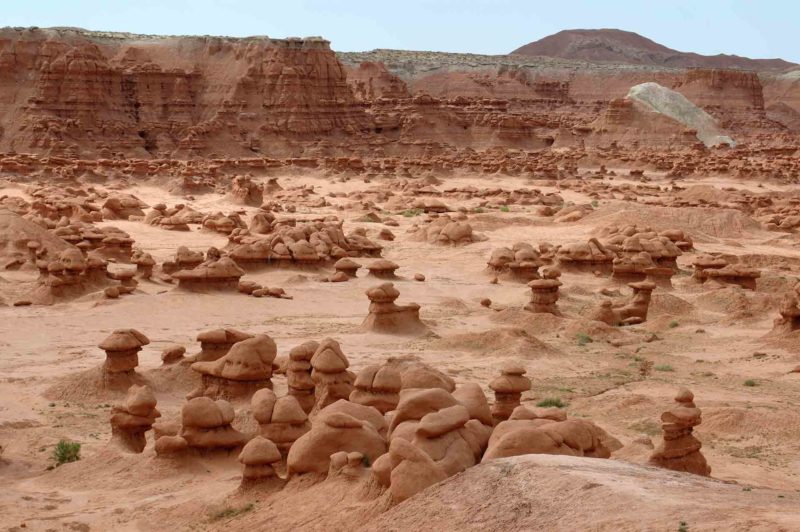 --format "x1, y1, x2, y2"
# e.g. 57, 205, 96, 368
648, 389, 711, 476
